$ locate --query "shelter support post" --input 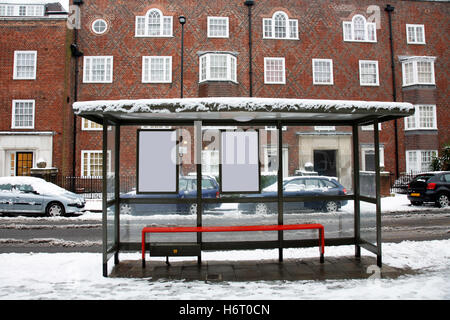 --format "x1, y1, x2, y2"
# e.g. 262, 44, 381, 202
114, 124, 120, 265
195, 121, 203, 265
374, 120, 382, 267
102, 119, 109, 277
277, 121, 284, 262
352, 124, 361, 258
